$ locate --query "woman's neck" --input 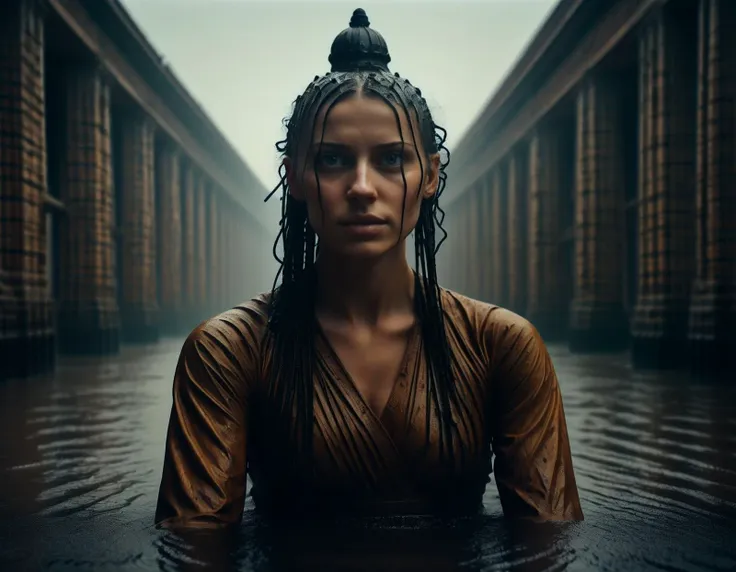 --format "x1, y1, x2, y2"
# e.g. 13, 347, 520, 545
314, 245, 415, 327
